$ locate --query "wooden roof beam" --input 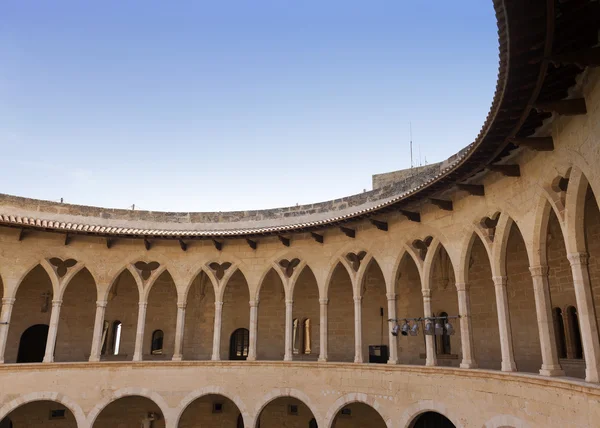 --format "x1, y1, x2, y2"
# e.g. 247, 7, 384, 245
106, 238, 114, 249
18, 228, 27, 241
549, 47, 600, 68
144, 238, 152, 251
246, 239, 257, 250
369, 219, 388, 231
429, 198, 453, 211
64, 234, 71, 246
456, 183, 485, 196
488, 164, 521, 177
511, 136, 554, 151
311, 232, 324, 244
399, 210, 420, 223
340, 226, 355, 238
534, 98, 586, 116
278, 235, 290, 247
